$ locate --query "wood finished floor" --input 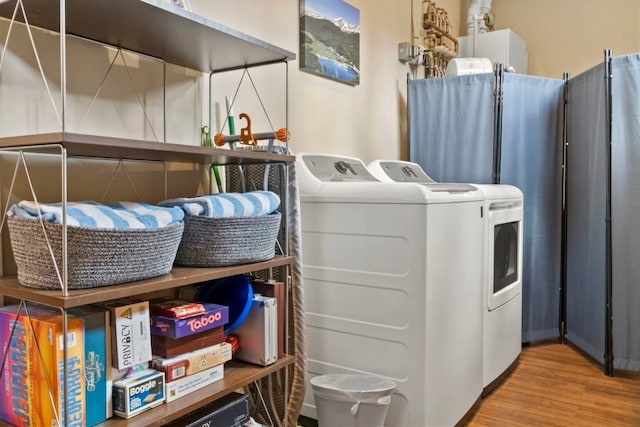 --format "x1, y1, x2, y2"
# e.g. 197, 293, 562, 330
467, 343, 640, 426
